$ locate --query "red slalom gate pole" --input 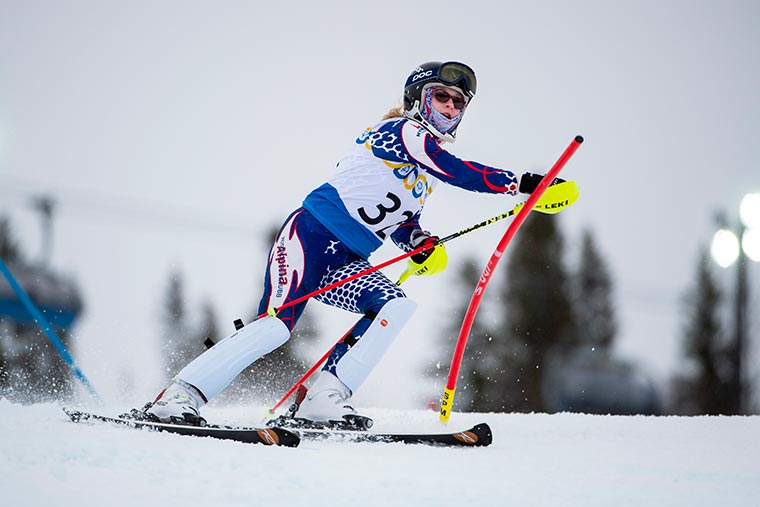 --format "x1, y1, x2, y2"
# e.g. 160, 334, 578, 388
439, 135, 584, 422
